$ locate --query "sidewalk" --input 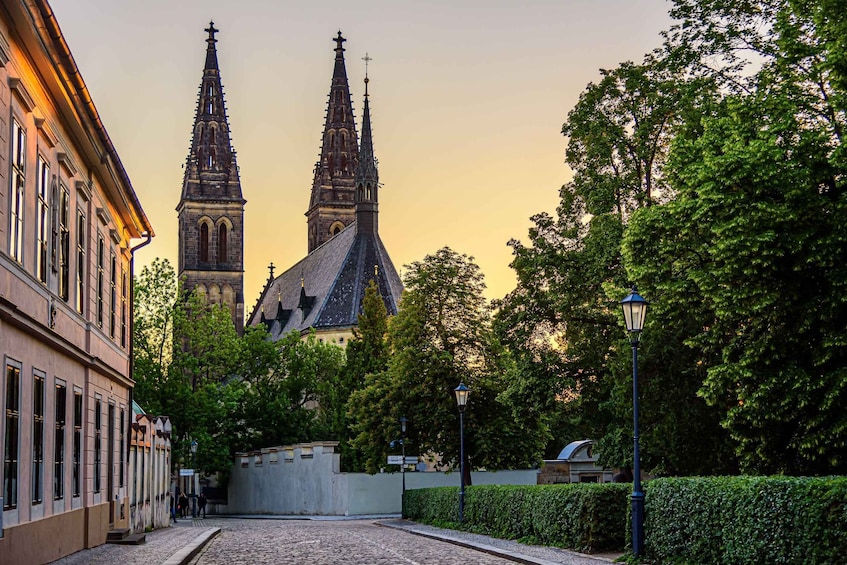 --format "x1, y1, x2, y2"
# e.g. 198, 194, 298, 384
376, 519, 622, 565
